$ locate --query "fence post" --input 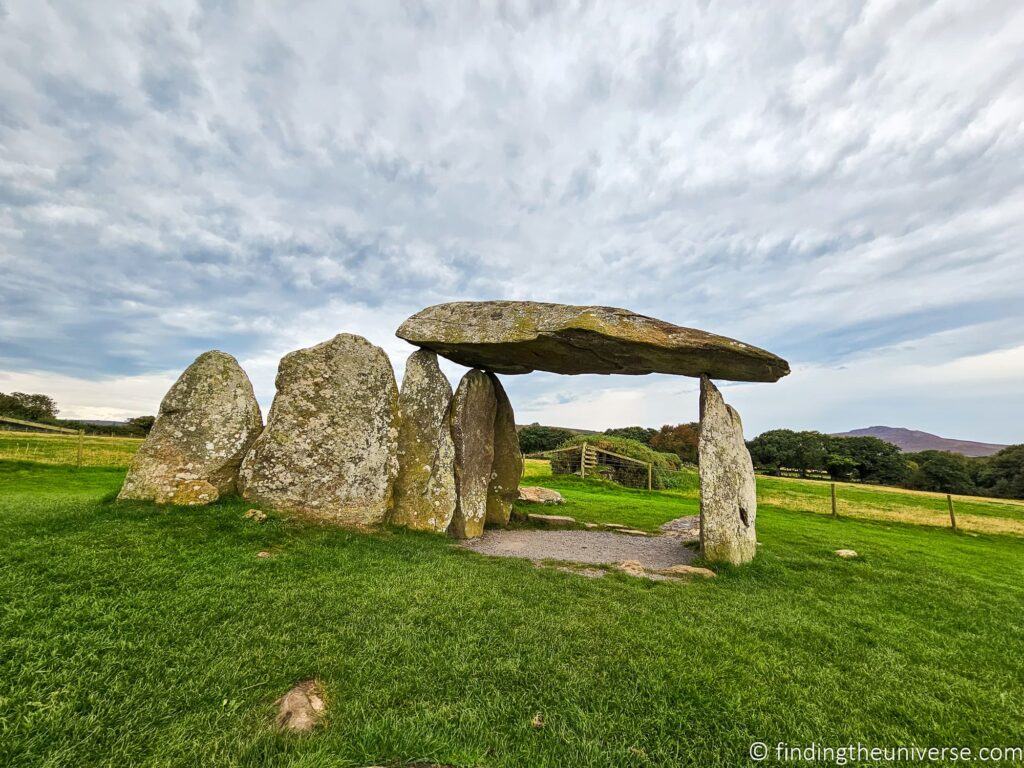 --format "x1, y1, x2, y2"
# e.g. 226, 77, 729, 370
580, 444, 586, 479
830, 483, 838, 517
77, 429, 84, 468
647, 463, 653, 491
947, 494, 957, 532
